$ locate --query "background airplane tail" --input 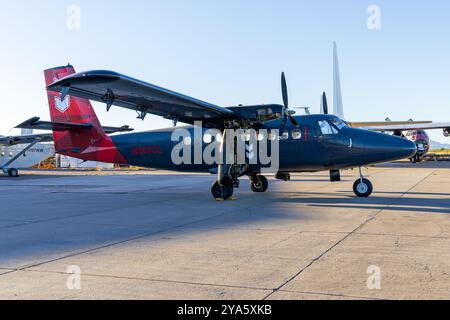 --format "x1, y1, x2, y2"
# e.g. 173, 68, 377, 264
44, 65, 126, 163
333, 42, 345, 120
